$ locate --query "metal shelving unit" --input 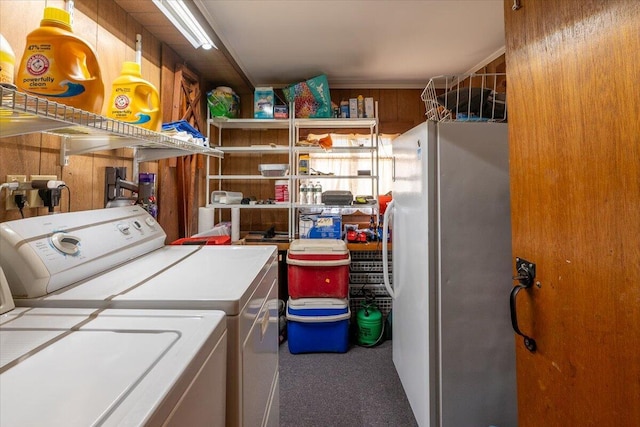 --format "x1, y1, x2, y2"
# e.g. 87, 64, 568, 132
0, 86, 224, 165
205, 107, 379, 240
205, 114, 293, 237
